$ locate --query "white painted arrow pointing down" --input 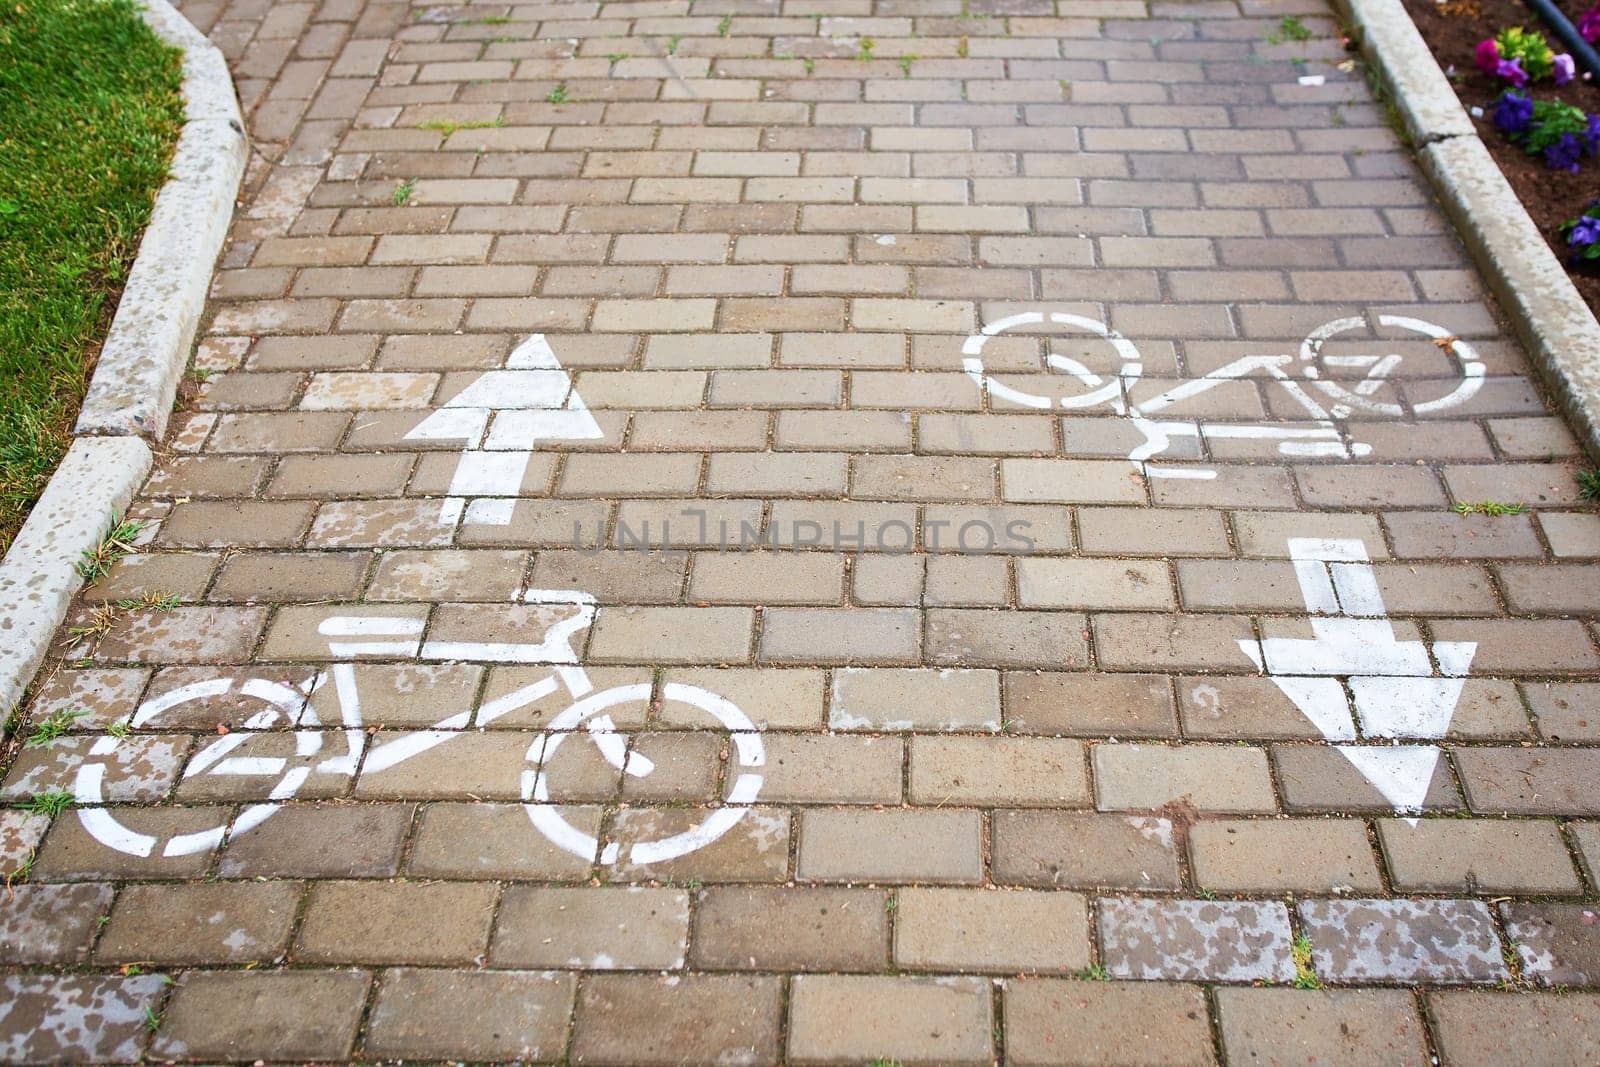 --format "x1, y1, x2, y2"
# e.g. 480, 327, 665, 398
1237, 537, 1476, 818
